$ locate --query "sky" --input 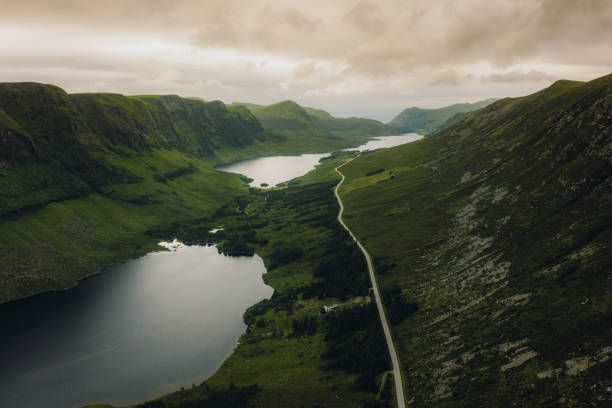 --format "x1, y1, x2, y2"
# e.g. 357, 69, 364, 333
1, 0, 611, 122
